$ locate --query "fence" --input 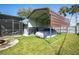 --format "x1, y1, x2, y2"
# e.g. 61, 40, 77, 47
53, 26, 79, 34
0, 19, 24, 37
